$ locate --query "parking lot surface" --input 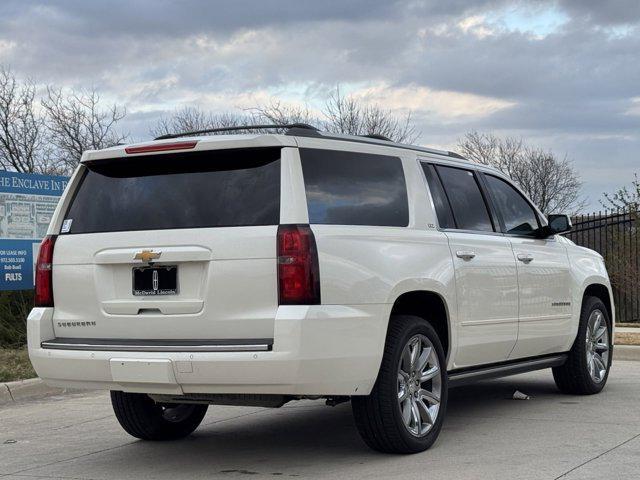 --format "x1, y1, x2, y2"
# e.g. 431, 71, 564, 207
1, 361, 639, 480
